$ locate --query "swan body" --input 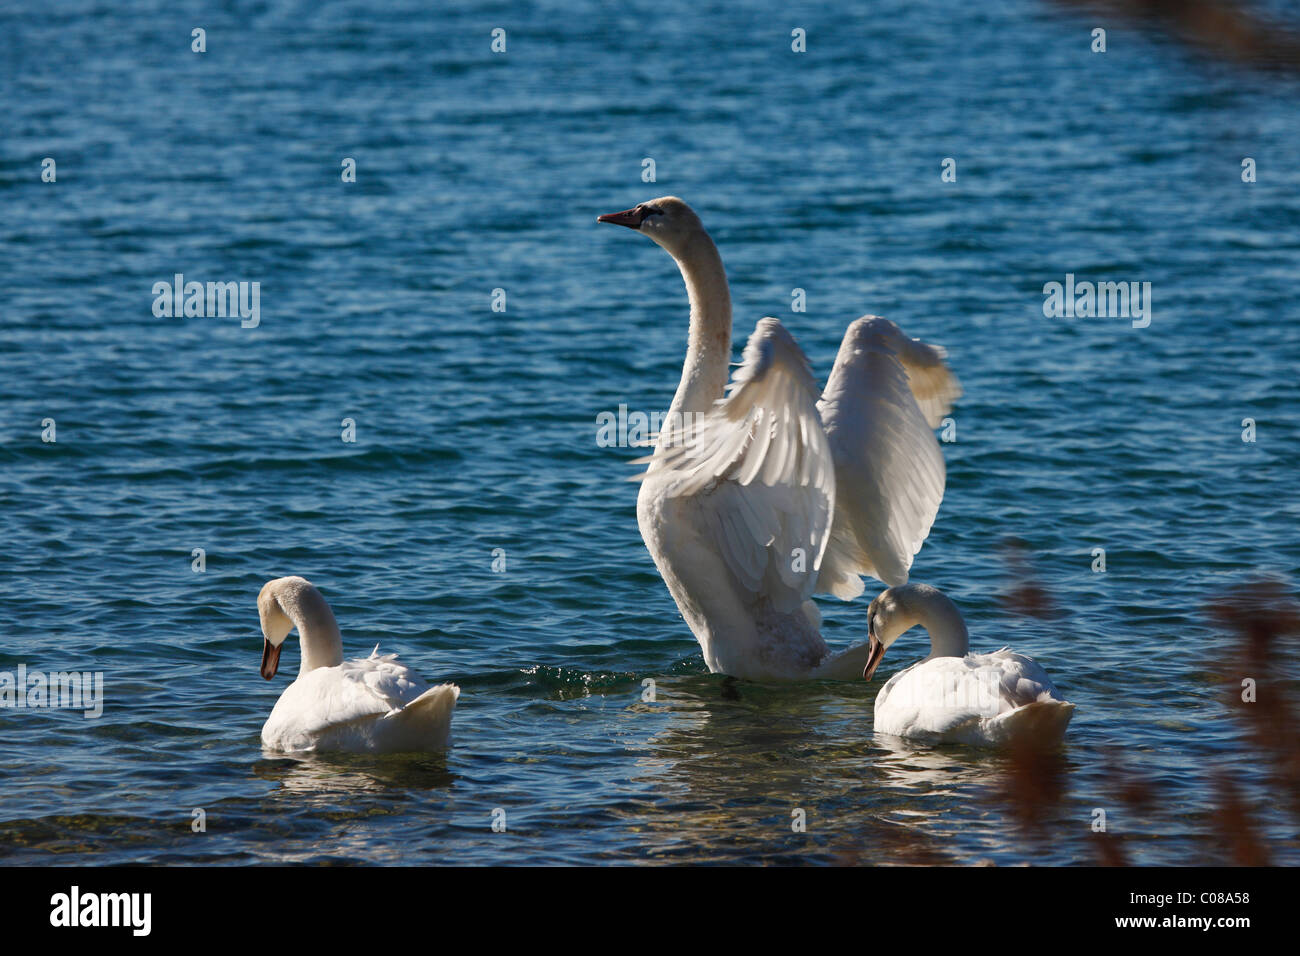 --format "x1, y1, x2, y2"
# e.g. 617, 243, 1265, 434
256, 576, 459, 754
598, 198, 961, 681
864, 583, 1074, 747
